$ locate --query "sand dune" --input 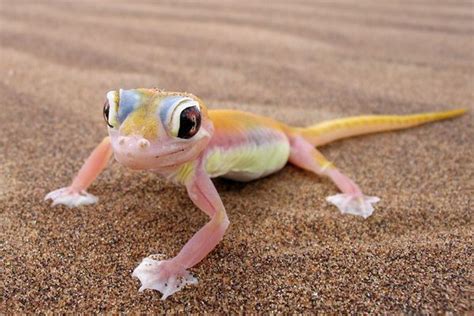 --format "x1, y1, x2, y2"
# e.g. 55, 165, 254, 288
1, 0, 472, 313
